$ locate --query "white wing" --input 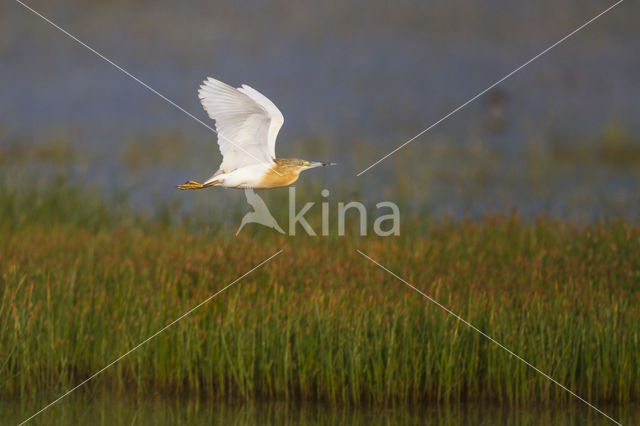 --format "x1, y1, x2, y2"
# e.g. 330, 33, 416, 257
237, 84, 284, 159
198, 77, 284, 172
